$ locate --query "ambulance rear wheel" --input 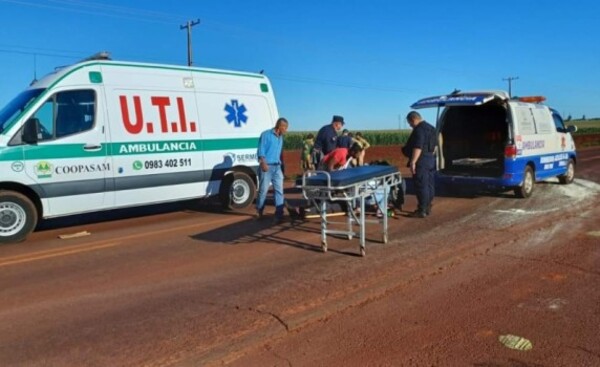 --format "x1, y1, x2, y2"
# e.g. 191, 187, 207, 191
219, 172, 256, 210
515, 166, 535, 198
558, 159, 575, 184
0, 191, 38, 244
